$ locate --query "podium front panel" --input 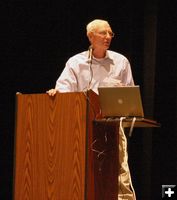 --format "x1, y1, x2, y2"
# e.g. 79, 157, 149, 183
14, 93, 87, 200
